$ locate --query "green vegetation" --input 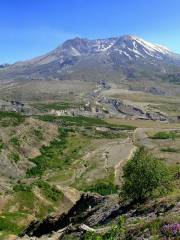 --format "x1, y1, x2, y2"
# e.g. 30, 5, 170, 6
2, 192, 35, 236
94, 130, 128, 139
13, 181, 63, 208
35, 180, 64, 202
150, 102, 180, 115
161, 147, 180, 153
12, 183, 35, 213
10, 136, 20, 147
127, 212, 180, 239
9, 153, 20, 163
37, 115, 110, 126
79, 127, 129, 139
83, 181, 119, 196
36, 115, 135, 130
0, 212, 25, 236
0, 139, 4, 152
0, 111, 25, 127
11, 185, 60, 219
79, 168, 118, 196
27, 126, 92, 178
33, 128, 43, 140
1, 181, 64, 237
150, 131, 180, 140
122, 147, 172, 202
1, 108, 179, 239
13, 191, 35, 213
32, 101, 82, 111
84, 216, 126, 240
27, 127, 69, 176
13, 183, 32, 192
